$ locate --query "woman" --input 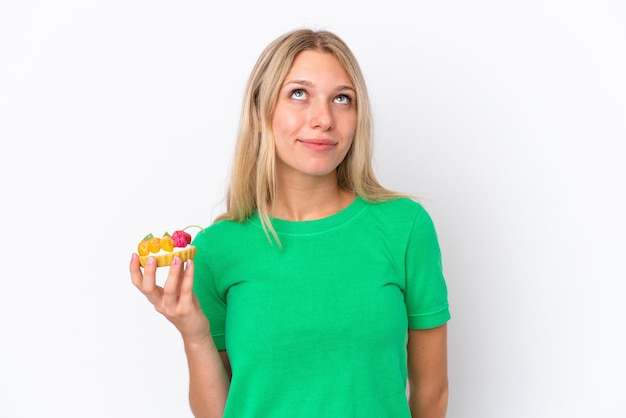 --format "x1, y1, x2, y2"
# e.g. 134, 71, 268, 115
130, 28, 450, 418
